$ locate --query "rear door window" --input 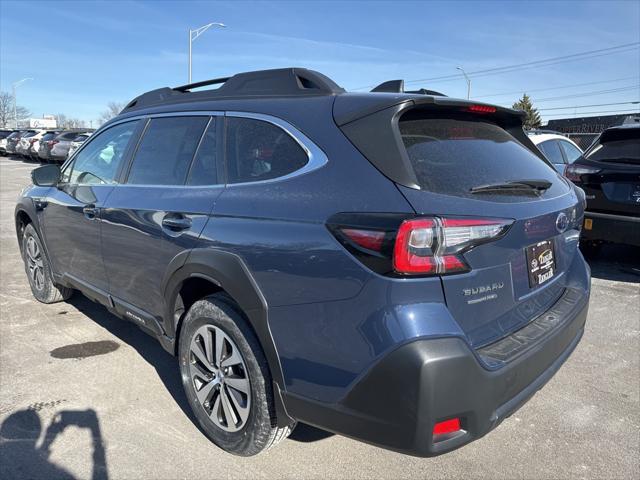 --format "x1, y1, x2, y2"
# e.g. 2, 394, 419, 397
399, 116, 558, 197
126, 116, 209, 185
538, 140, 565, 164
226, 117, 308, 184
186, 119, 220, 185
559, 140, 582, 163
